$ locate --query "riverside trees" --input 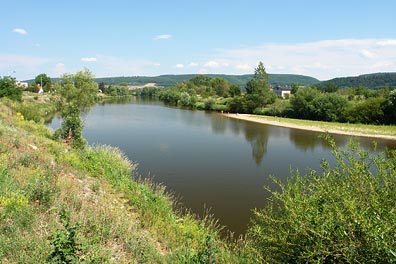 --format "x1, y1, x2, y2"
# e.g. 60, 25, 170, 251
157, 62, 276, 113
55, 69, 97, 148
